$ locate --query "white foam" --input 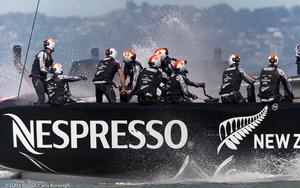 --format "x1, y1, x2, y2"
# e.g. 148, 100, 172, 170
208, 170, 281, 183
0, 61, 33, 98
0, 170, 20, 179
